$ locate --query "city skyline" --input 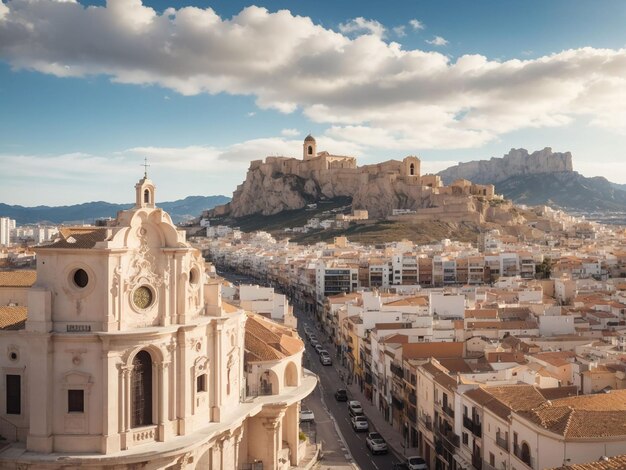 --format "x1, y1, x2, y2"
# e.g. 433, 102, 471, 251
1, 0, 626, 205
